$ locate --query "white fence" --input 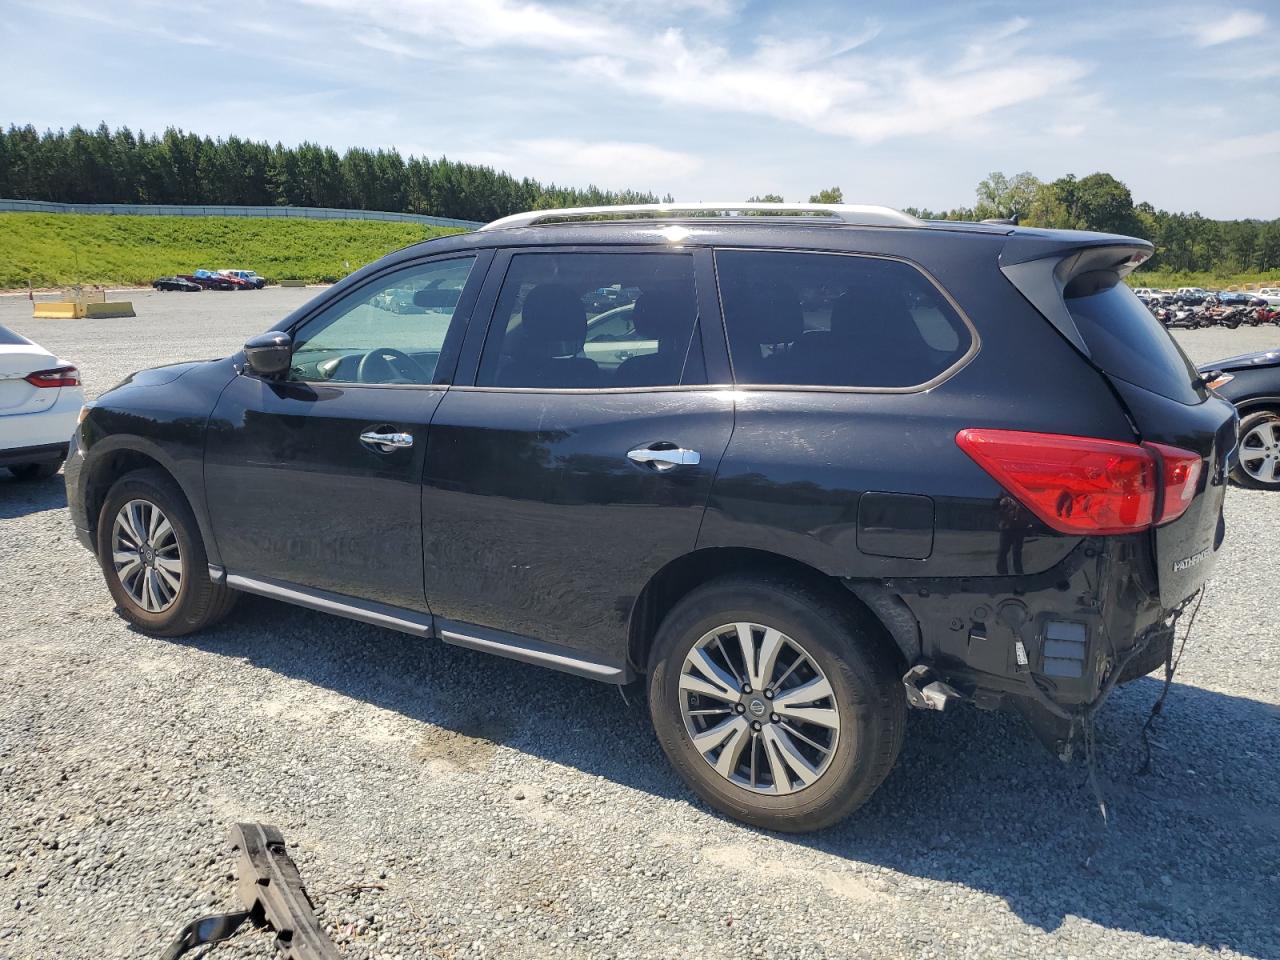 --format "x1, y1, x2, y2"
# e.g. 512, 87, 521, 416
0, 198, 481, 229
